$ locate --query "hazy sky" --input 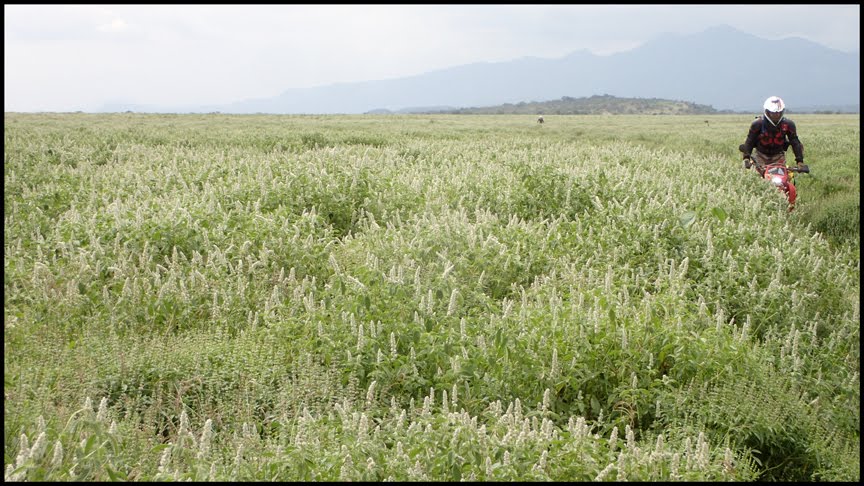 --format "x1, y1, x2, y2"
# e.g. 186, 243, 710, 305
4, 4, 860, 112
